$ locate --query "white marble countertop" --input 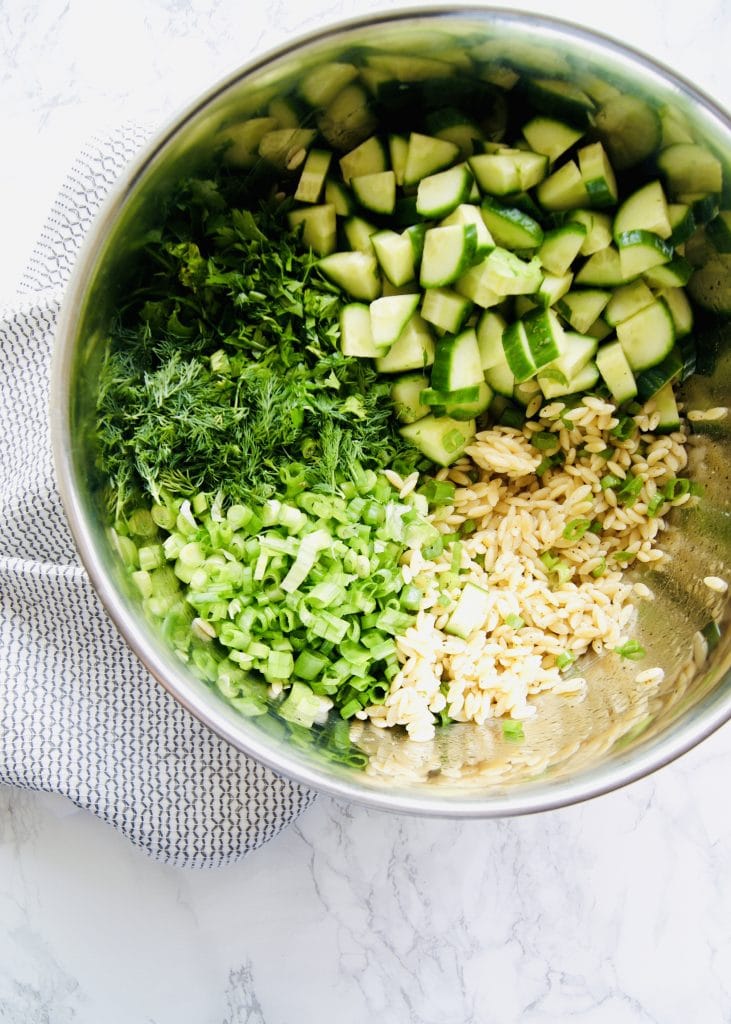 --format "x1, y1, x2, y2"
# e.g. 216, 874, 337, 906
2, 1, 731, 1021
